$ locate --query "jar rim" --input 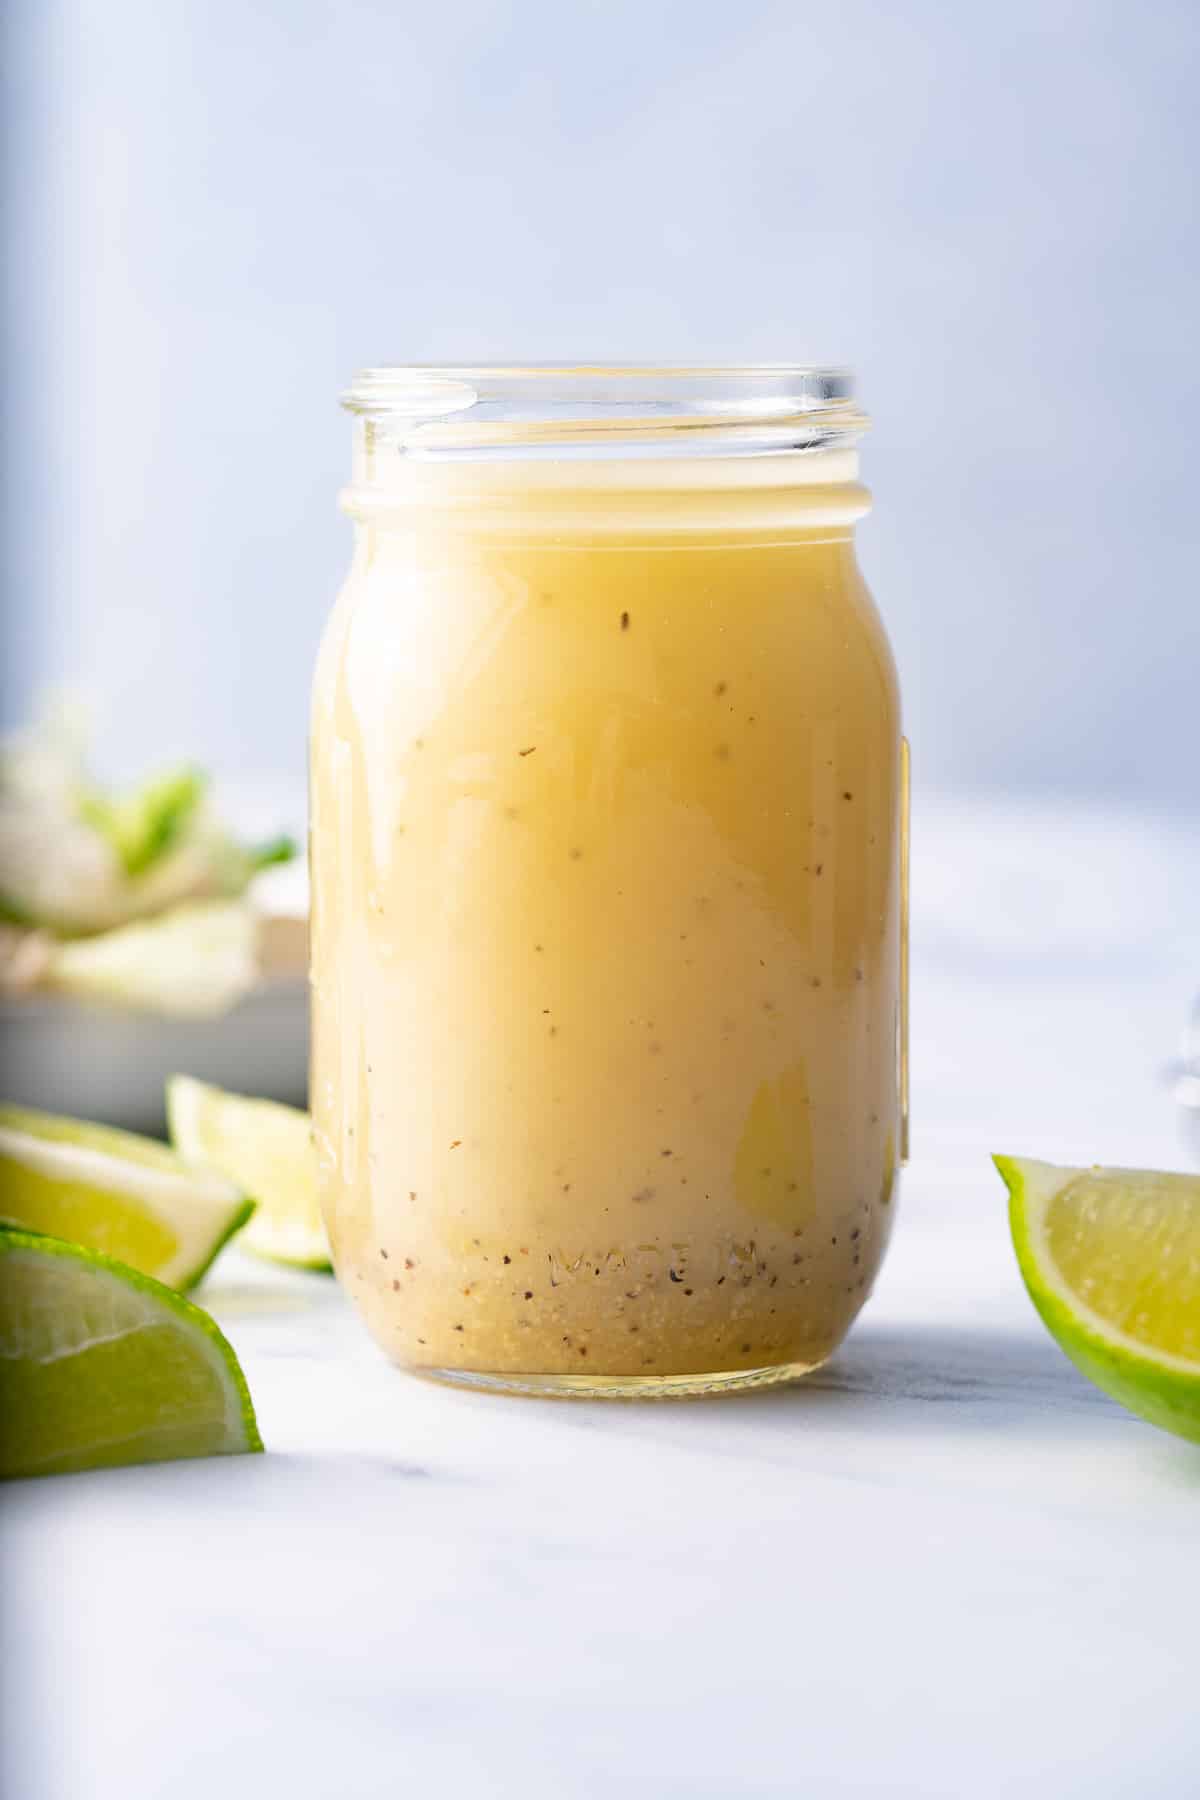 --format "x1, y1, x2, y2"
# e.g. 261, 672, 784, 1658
341, 364, 867, 459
